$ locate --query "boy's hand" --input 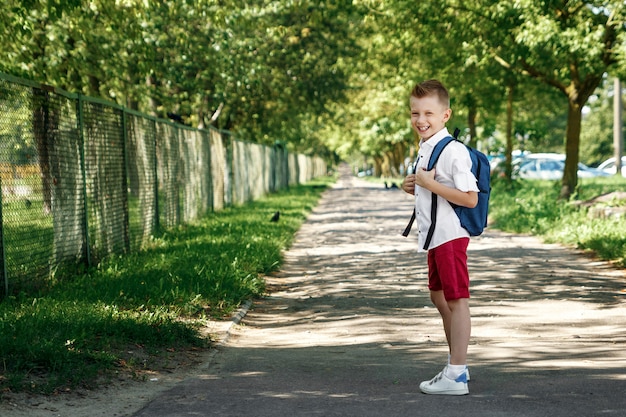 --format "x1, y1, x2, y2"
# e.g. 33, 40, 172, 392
401, 174, 416, 195
414, 168, 436, 189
